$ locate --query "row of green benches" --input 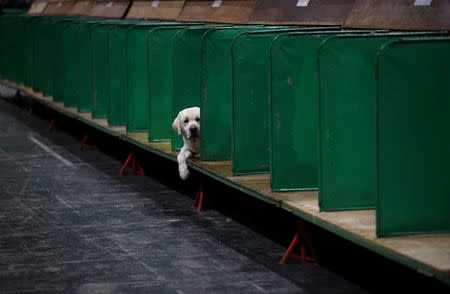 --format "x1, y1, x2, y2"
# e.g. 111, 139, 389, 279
0, 12, 448, 237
